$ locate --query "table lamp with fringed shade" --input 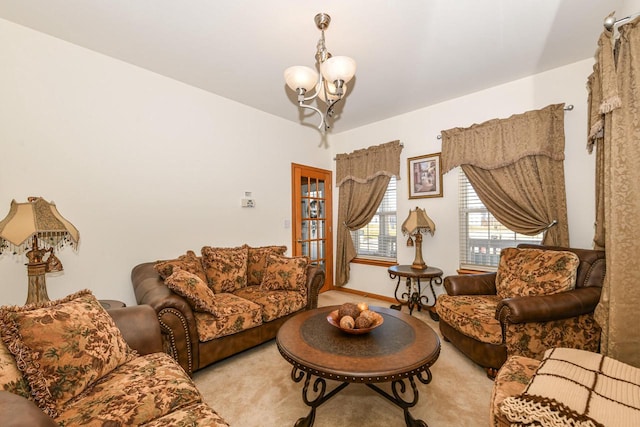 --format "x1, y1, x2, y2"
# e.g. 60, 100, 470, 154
401, 207, 436, 270
0, 197, 79, 304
